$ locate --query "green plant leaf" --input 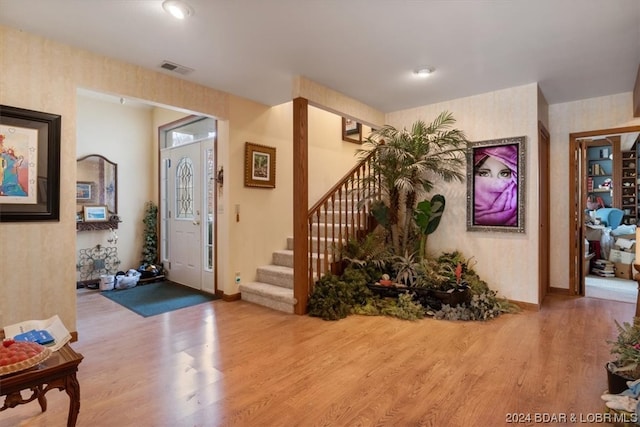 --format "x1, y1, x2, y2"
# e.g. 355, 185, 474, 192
425, 194, 445, 235
414, 194, 446, 235
371, 200, 390, 228
414, 199, 432, 233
